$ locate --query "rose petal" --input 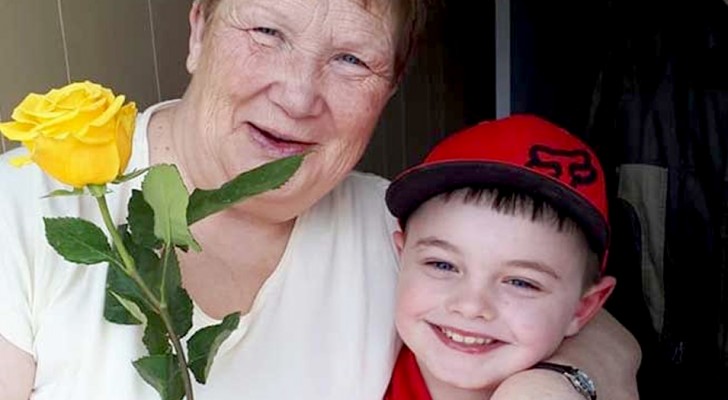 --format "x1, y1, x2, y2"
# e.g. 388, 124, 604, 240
35, 107, 87, 139
0, 121, 38, 141
115, 102, 137, 174
31, 134, 120, 187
